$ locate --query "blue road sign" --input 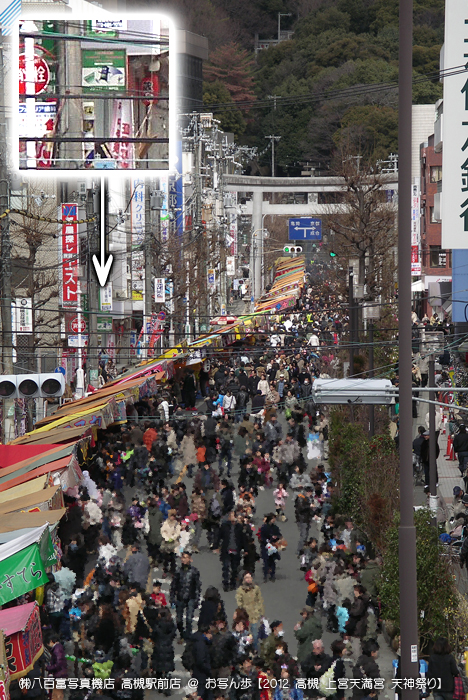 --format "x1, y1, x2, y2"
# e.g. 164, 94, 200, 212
288, 217, 322, 240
